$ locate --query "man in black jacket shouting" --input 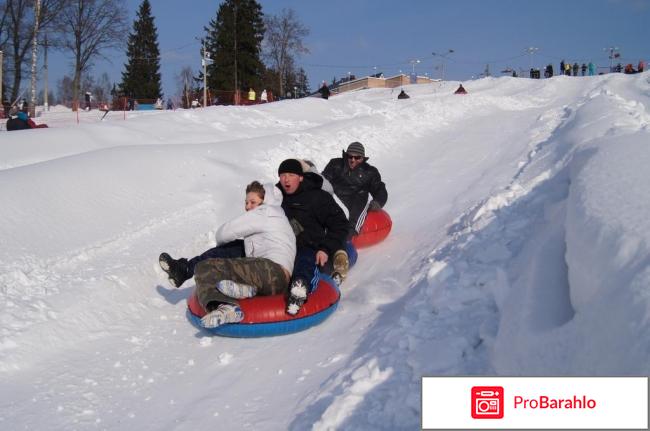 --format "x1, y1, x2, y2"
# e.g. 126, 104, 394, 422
277, 159, 349, 315
322, 141, 388, 238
